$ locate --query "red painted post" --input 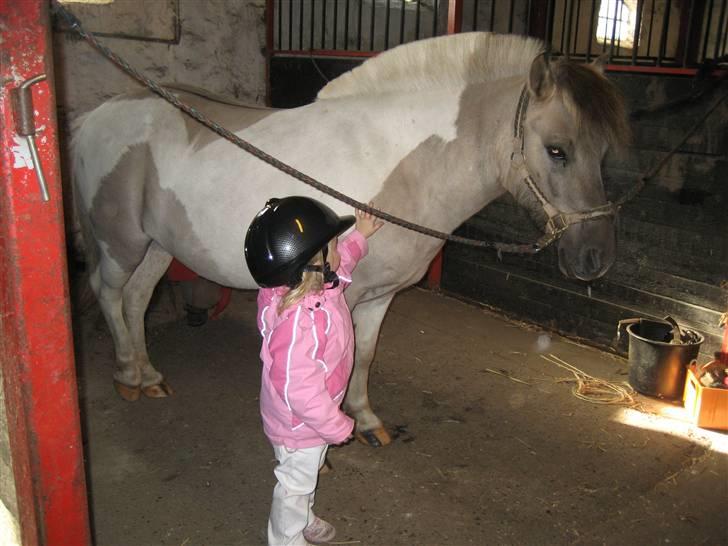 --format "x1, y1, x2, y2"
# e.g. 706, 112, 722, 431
0, 0, 91, 544
447, 0, 464, 34
426, 249, 444, 290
